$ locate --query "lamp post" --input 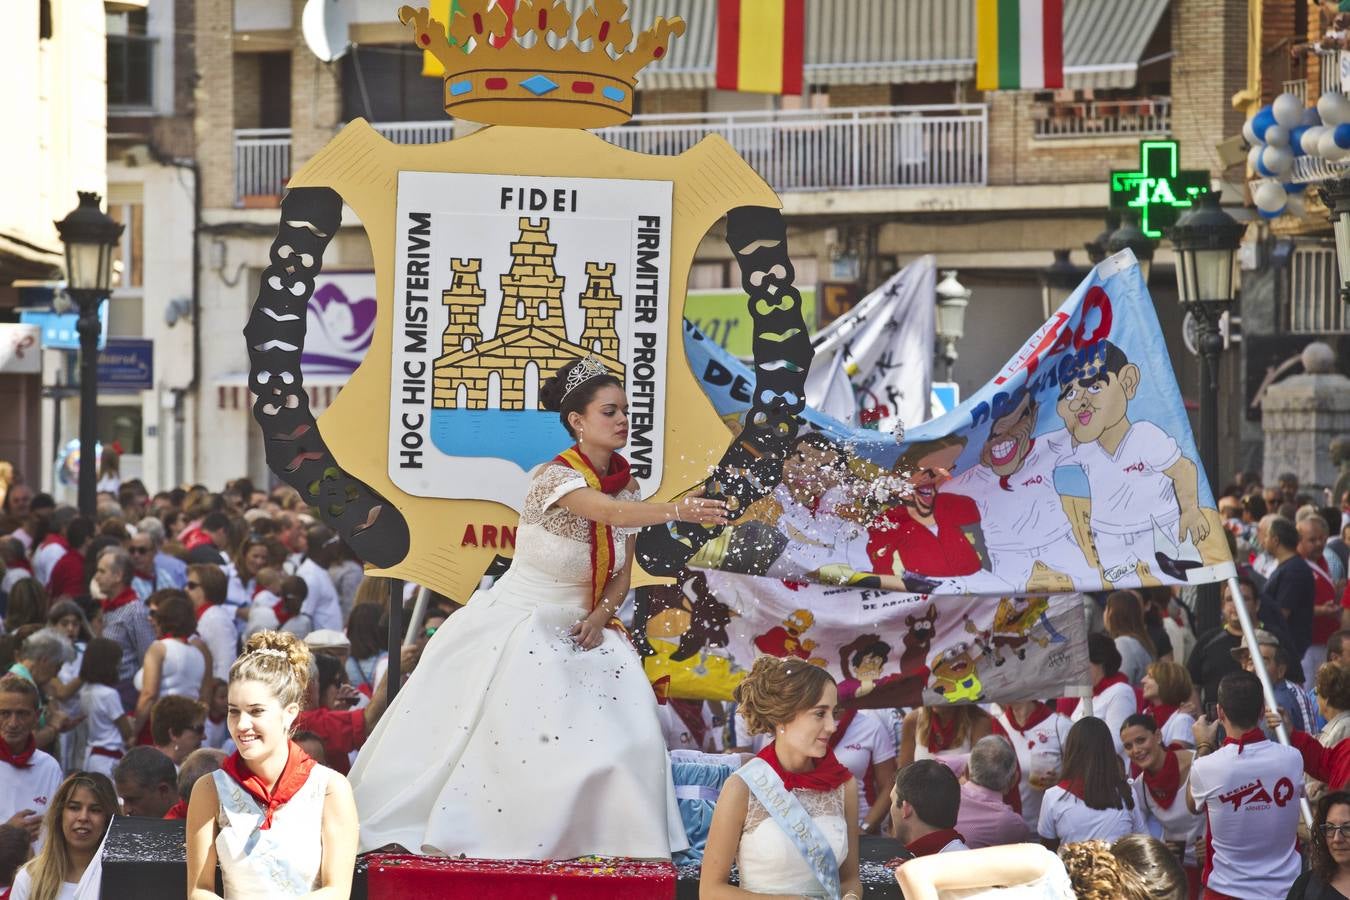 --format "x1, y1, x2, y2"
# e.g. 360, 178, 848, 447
1039, 249, 1082, 319
1106, 211, 1157, 283
1084, 211, 1121, 266
934, 270, 970, 382
54, 192, 123, 517
1319, 177, 1350, 302
1169, 191, 1243, 634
